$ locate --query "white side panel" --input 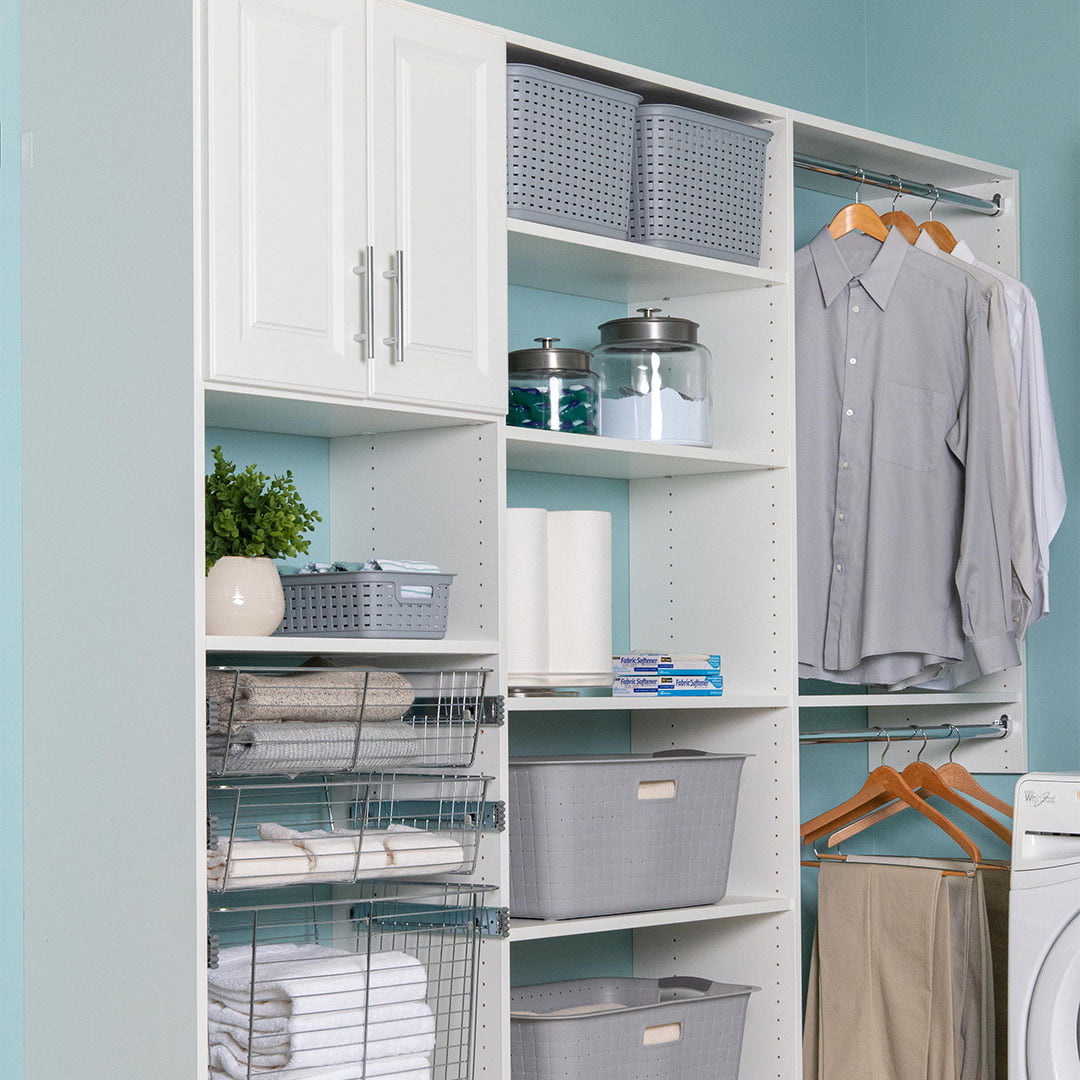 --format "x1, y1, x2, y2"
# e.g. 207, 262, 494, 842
207, 0, 367, 393
21, 0, 201, 1075
368, 0, 506, 412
